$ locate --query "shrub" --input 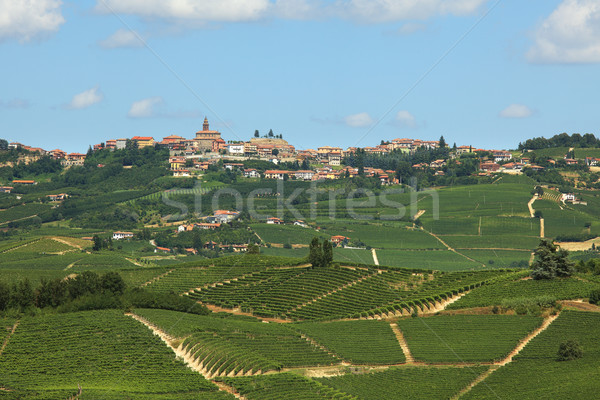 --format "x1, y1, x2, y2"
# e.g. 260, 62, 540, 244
589, 289, 600, 305
557, 340, 583, 361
